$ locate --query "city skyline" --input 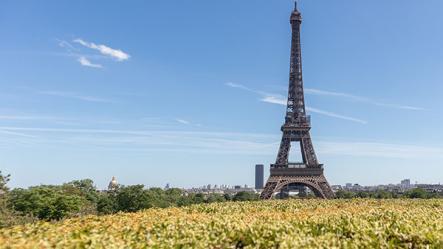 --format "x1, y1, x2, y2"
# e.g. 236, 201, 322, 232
1, 0, 443, 190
